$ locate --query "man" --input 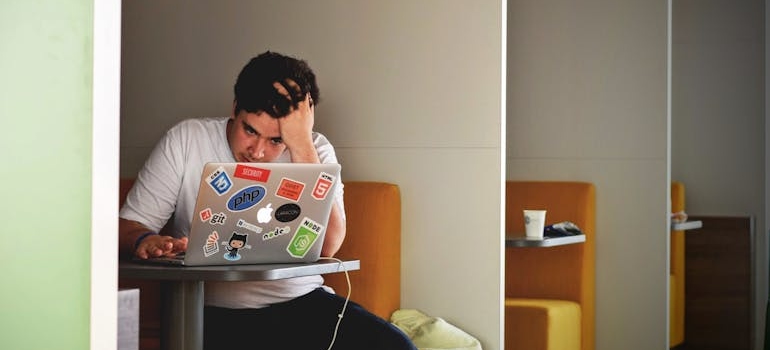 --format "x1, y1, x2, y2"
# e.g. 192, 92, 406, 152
119, 51, 415, 350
